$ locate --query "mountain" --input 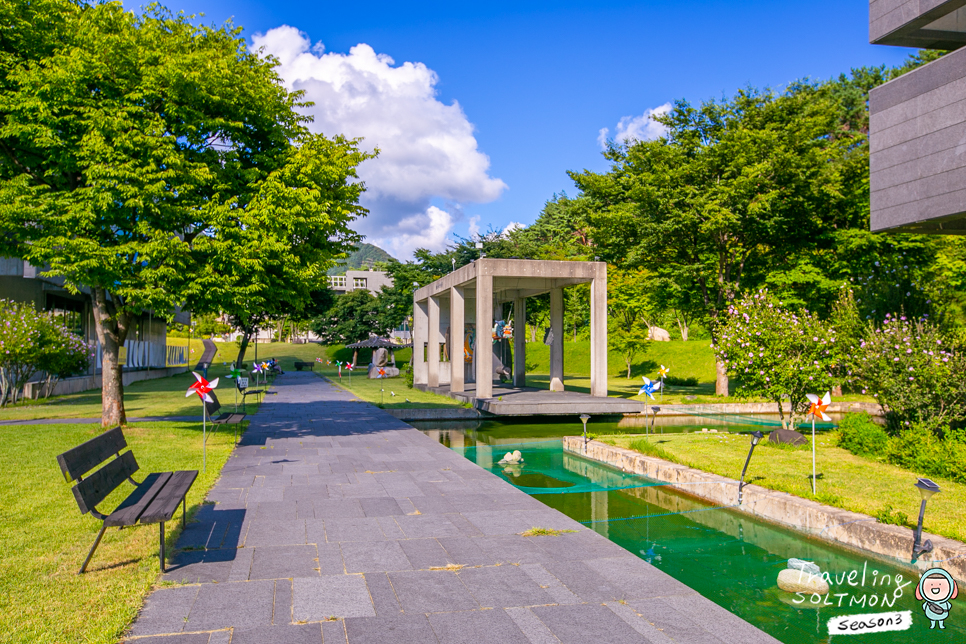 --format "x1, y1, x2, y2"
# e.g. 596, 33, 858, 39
326, 243, 395, 275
